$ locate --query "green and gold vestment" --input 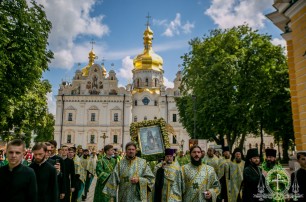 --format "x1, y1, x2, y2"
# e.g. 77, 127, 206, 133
103, 156, 155, 202
182, 163, 220, 202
